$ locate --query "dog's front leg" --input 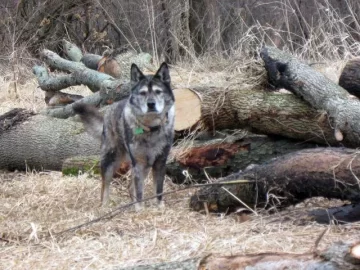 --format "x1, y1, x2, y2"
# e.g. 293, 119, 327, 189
130, 164, 150, 211
100, 149, 118, 207
152, 154, 168, 208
